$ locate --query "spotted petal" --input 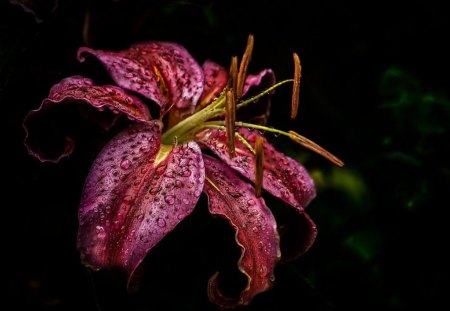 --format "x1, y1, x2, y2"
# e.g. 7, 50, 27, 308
78, 42, 204, 115
77, 122, 205, 289
23, 76, 151, 162
198, 60, 228, 106
199, 128, 316, 210
203, 155, 280, 308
